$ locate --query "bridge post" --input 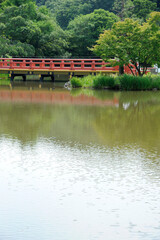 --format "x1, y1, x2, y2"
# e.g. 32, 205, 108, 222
40, 75, 44, 82
69, 72, 74, 79
51, 73, 55, 82
22, 75, 26, 81
10, 74, 14, 82
10, 59, 13, 69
